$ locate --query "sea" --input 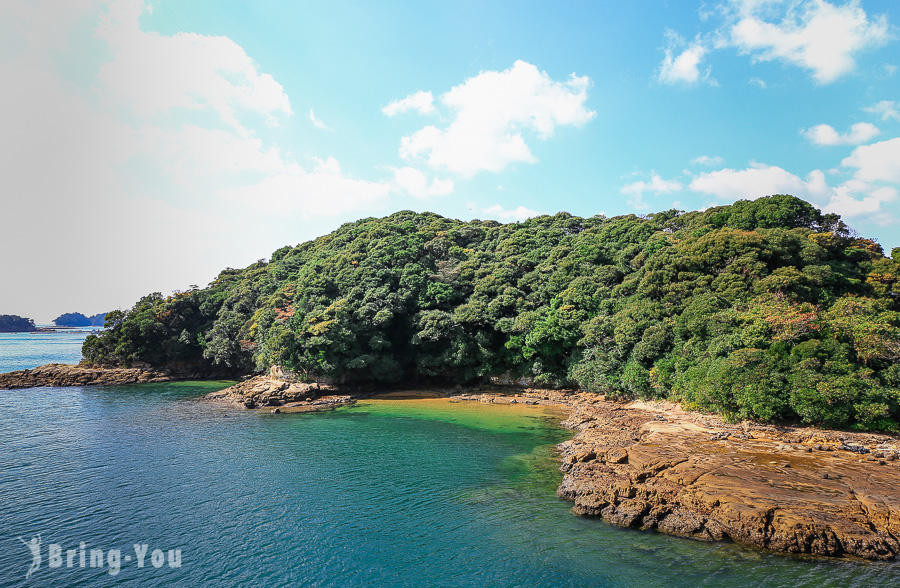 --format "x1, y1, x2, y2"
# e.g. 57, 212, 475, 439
1, 330, 899, 587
